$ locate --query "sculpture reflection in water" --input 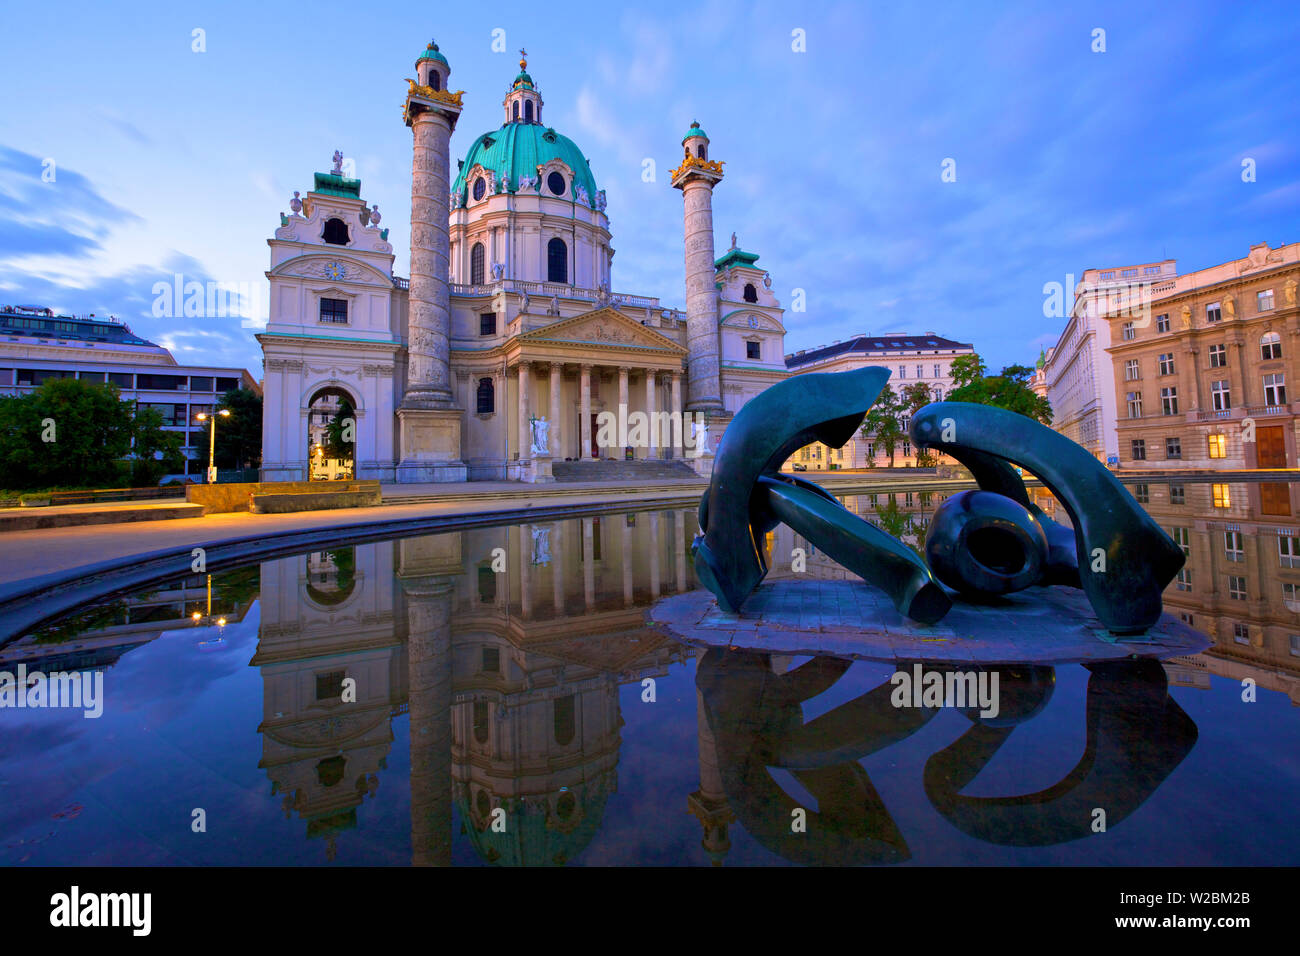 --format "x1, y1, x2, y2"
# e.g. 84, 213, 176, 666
695, 649, 1198, 863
